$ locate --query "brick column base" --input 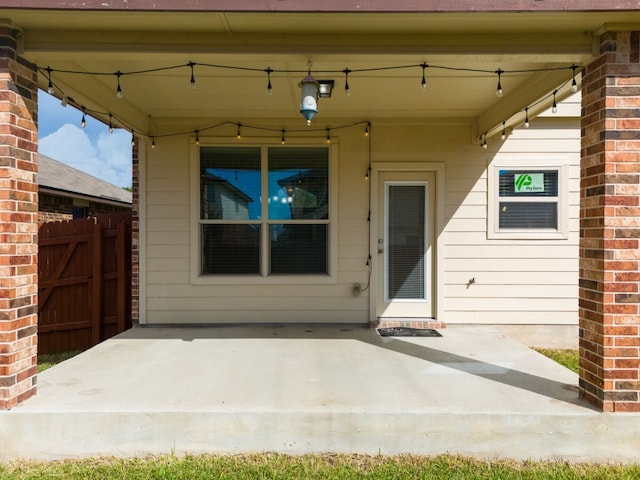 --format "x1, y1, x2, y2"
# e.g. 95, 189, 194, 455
0, 25, 38, 409
579, 30, 640, 412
